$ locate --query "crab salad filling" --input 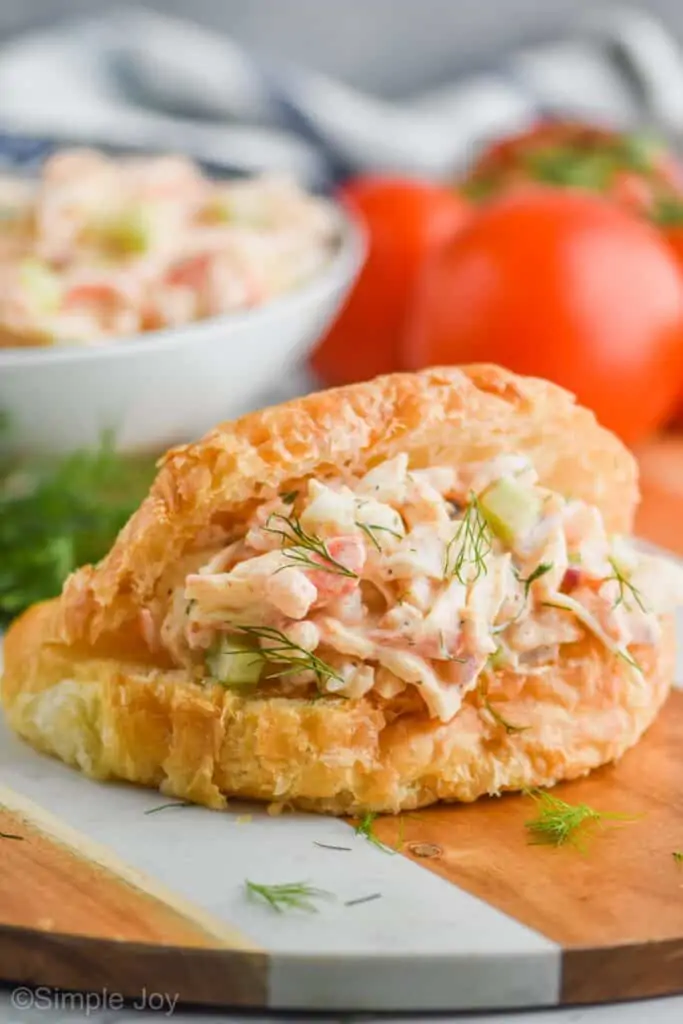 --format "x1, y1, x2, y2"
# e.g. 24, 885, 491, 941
162, 453, 683, 724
